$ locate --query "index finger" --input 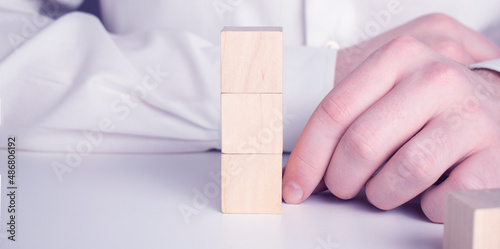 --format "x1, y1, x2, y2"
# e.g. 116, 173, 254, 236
282, 37, 430, 204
